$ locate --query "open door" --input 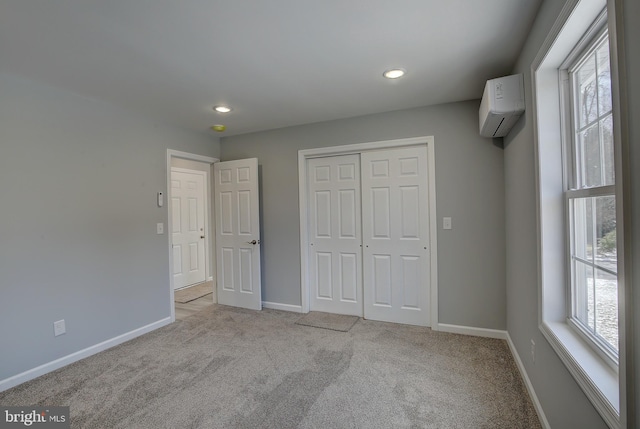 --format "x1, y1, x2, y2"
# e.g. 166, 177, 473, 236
214, 158, 262, 310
